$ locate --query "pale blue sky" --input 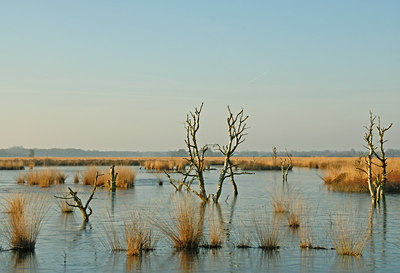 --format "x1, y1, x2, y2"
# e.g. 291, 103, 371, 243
0, 1, 399, 151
